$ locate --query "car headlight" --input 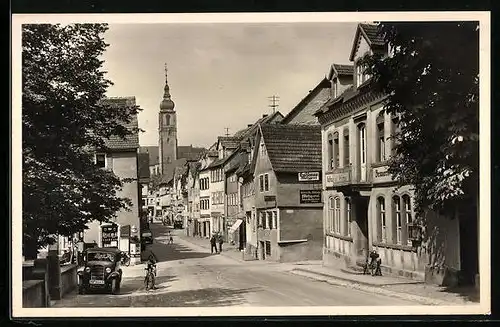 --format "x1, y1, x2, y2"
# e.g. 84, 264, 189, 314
105, 267, 112, 274
84, 267, 91, 273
